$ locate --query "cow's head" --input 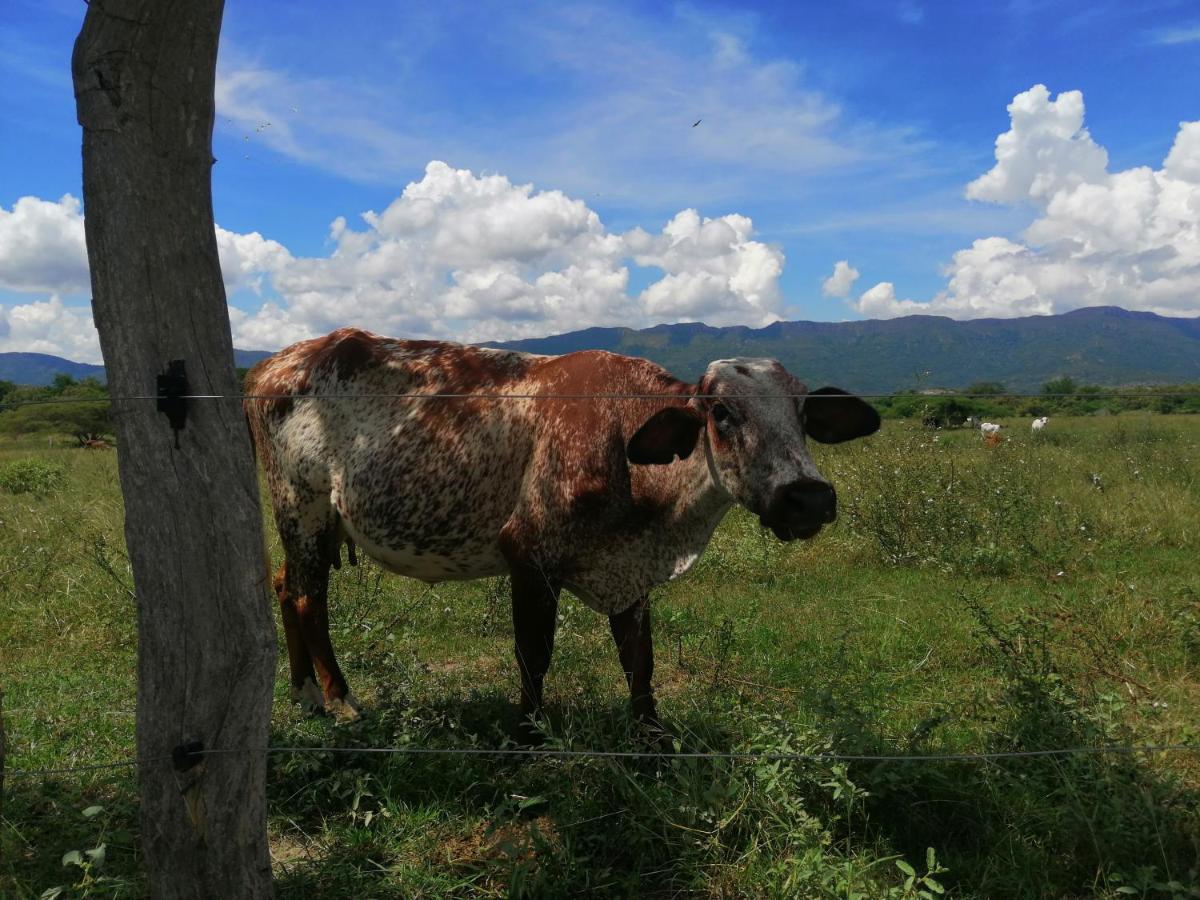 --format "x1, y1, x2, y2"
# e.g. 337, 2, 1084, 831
627, 359, 880, 540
